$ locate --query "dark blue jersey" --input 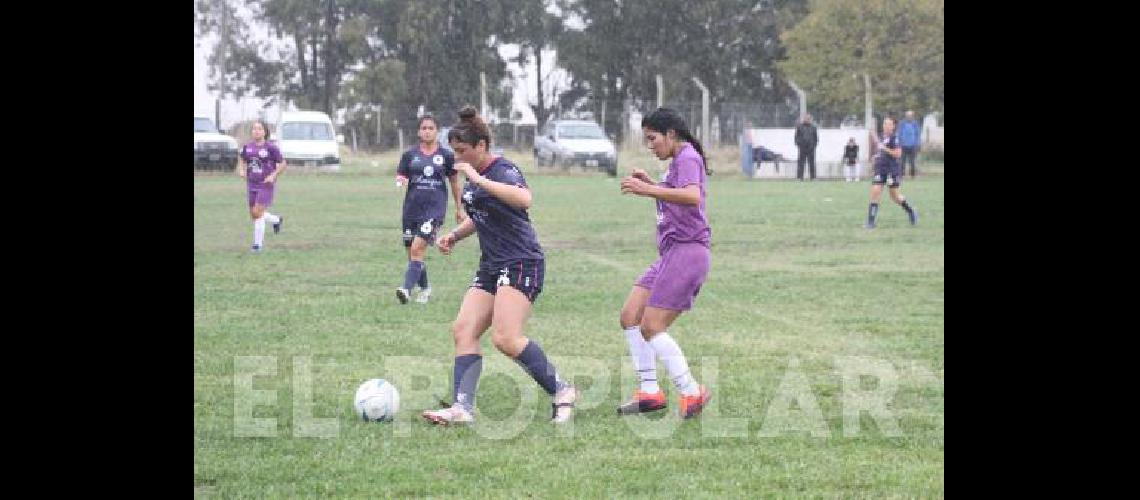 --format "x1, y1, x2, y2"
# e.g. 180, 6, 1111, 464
874, 132, 900, 169
398, 146, 456, 220
461, 156, 544, 267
